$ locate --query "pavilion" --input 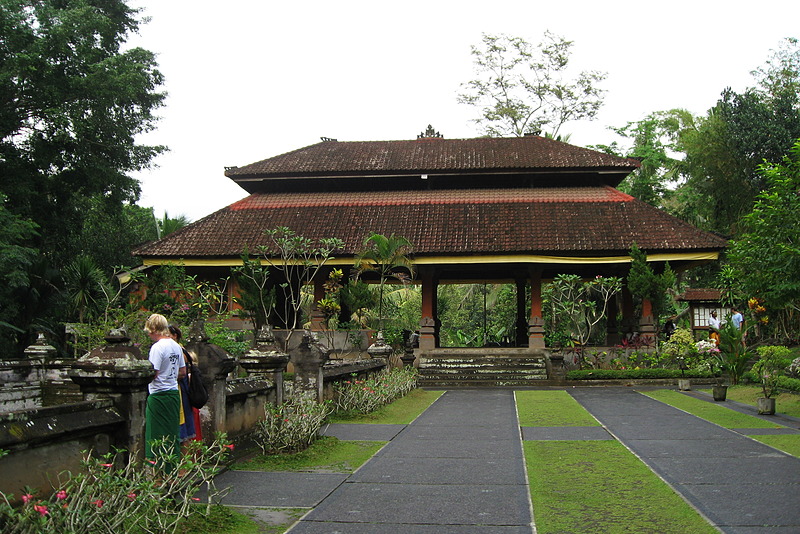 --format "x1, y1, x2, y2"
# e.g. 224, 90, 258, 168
134, 129, 727, 364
